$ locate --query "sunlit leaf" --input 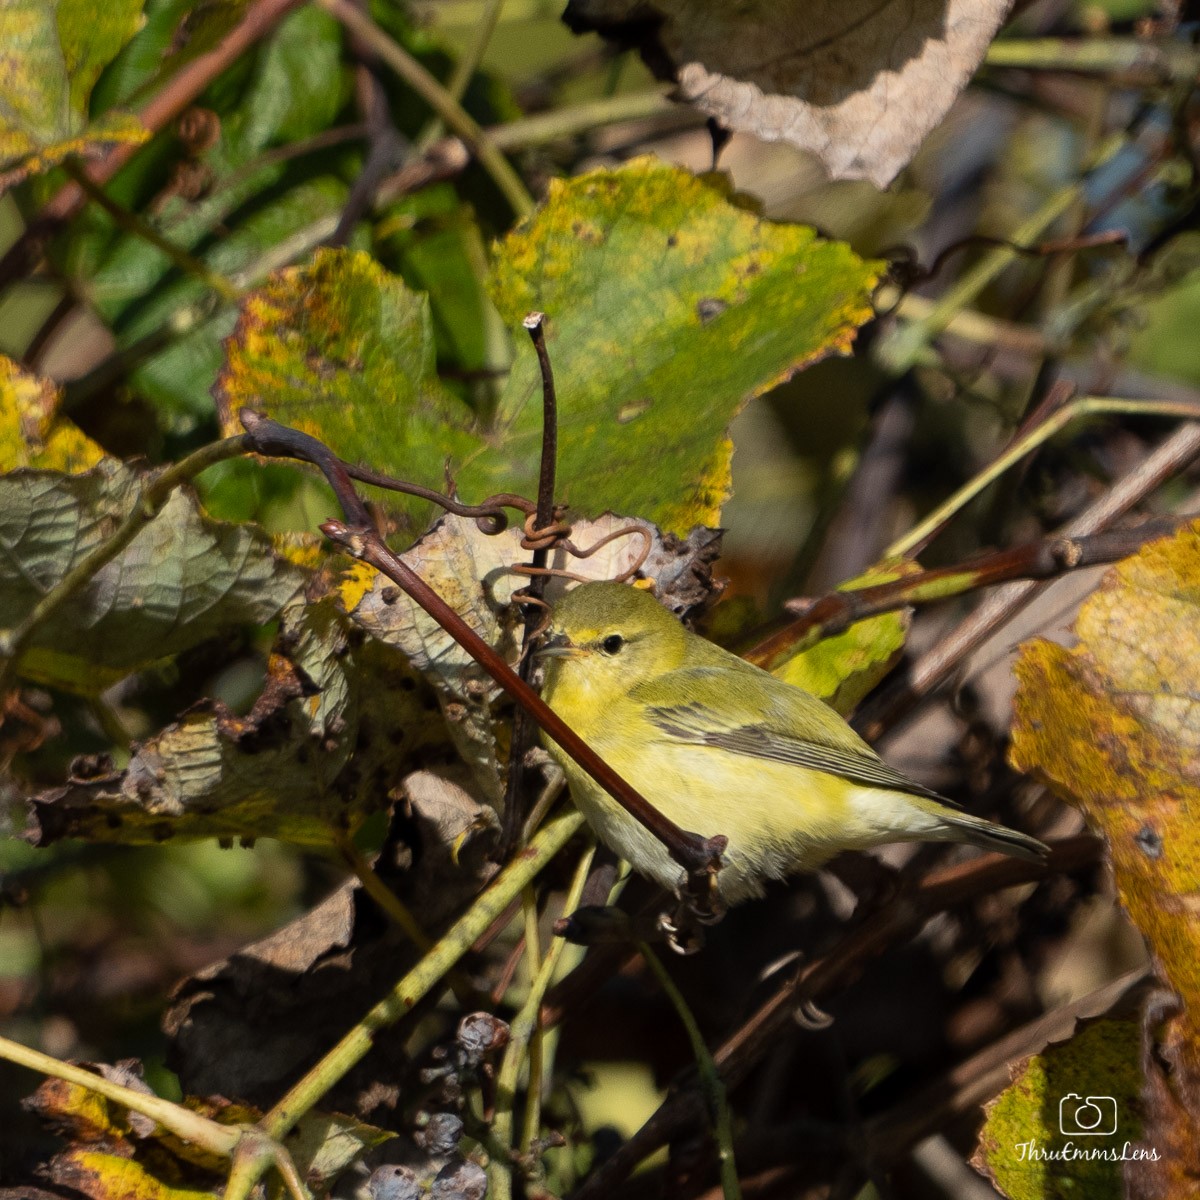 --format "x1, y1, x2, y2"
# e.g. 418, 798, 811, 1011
217, 248, 480, 519
219, 162, 879, 535
1010, 520, 1200, 1193
0, 0, 147, 192
0, 460, 305, 691
490, 160, 880, 532
764, 561, 916, 715
972, 1019, 1145, 1200
0, 355, 104, 473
